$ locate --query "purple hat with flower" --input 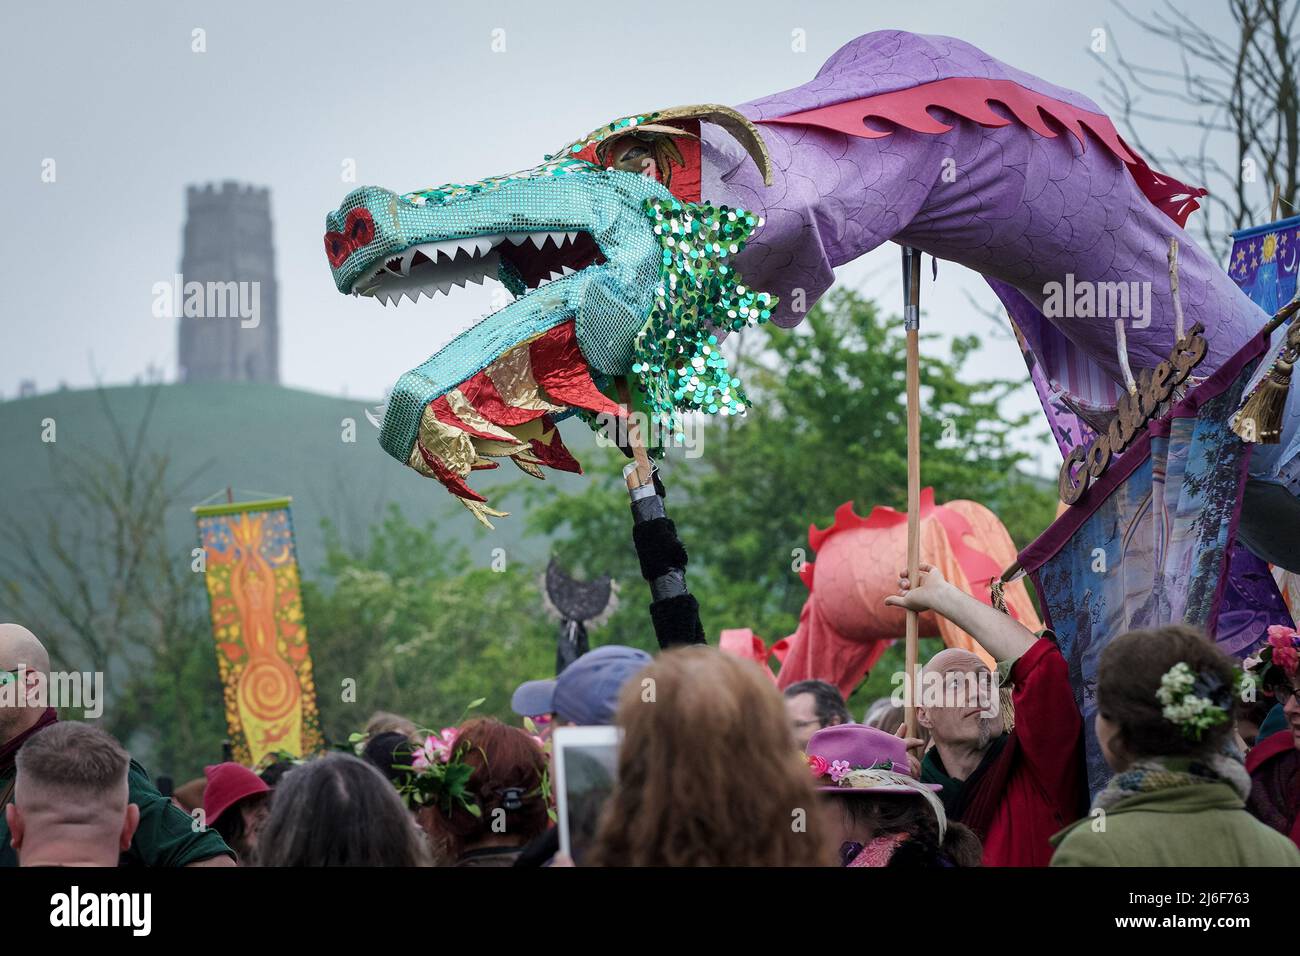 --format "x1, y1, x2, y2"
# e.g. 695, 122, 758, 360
805, 724, 941, 794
